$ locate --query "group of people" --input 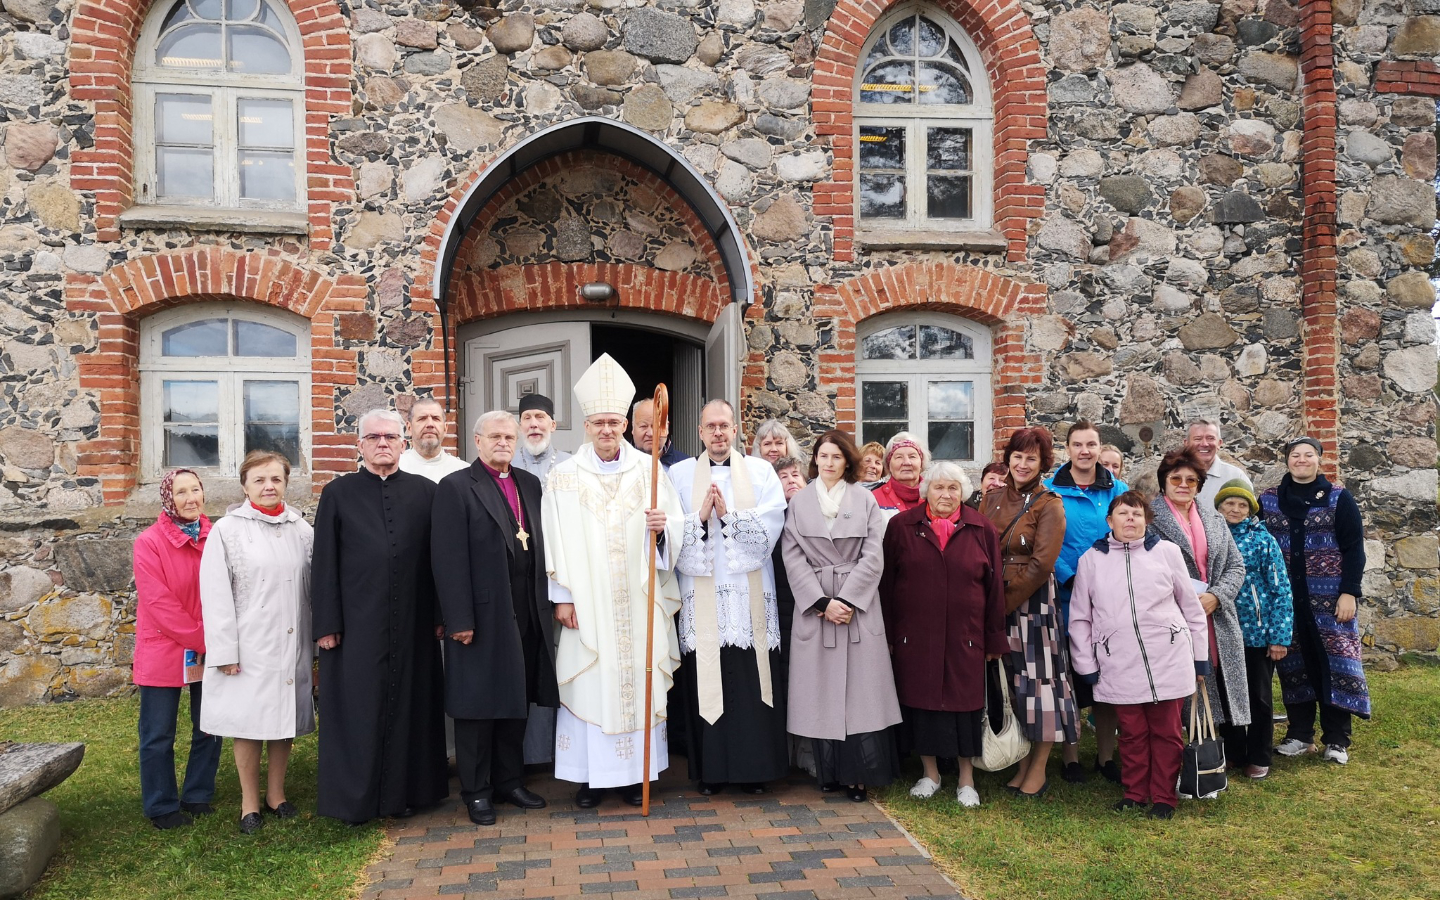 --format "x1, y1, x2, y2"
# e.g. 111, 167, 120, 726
131, 353, 1369, 833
